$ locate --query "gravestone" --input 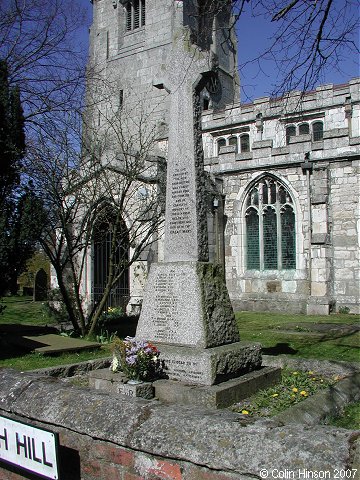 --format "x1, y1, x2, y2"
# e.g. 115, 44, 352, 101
136, 26, 262, 387
33, 268, 48, 301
